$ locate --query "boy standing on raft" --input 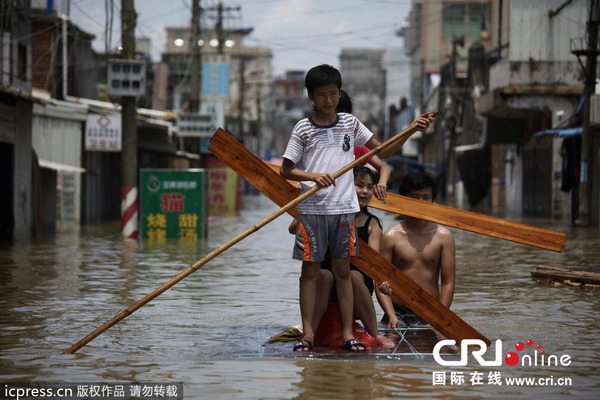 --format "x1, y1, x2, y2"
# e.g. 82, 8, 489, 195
280, 64, 435, 352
